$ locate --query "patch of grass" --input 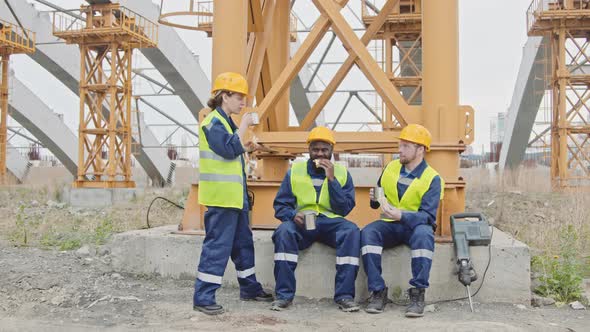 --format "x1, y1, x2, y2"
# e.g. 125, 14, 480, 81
52, 186, 64, 202
532, 225, 585, 304
1, 187, 185, 249
59, 238, 82, 251
582, 256, 590, 278
390, 286, 403, 300
39, 228, 83, 251
39, 229, 60, 247
8, 205, 28, 246
93, 217, 115, 245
